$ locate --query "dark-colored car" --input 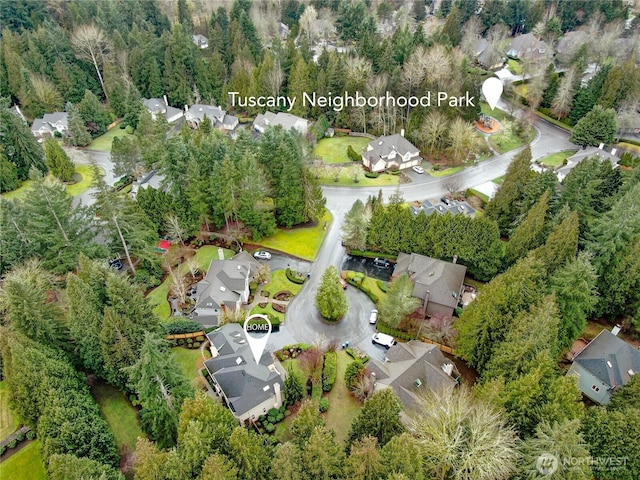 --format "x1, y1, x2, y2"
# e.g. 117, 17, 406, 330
373, 257, 390, 268
441, 197, 451, 205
